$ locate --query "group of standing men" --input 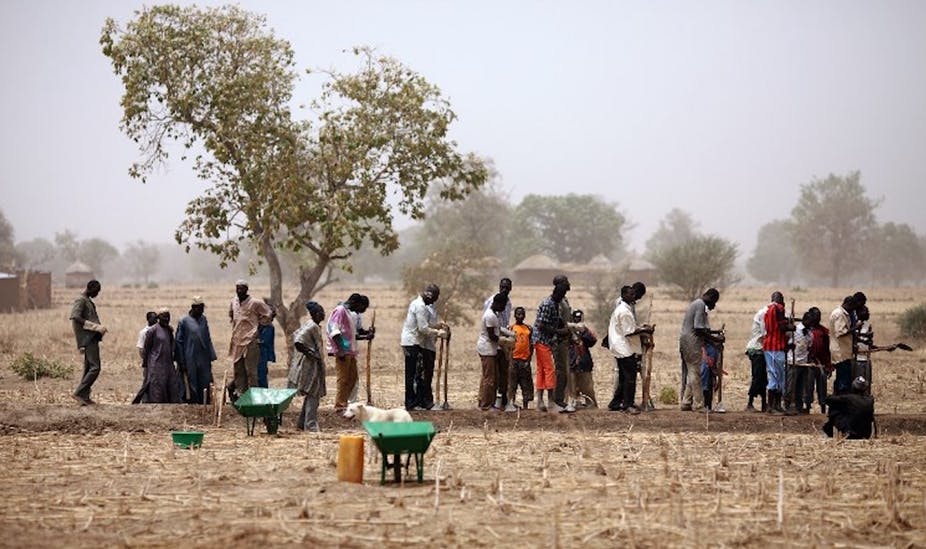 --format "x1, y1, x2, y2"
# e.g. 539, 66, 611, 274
741, 291, 874, 416
471, 276, 656, 416
66, 277, 877, 439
